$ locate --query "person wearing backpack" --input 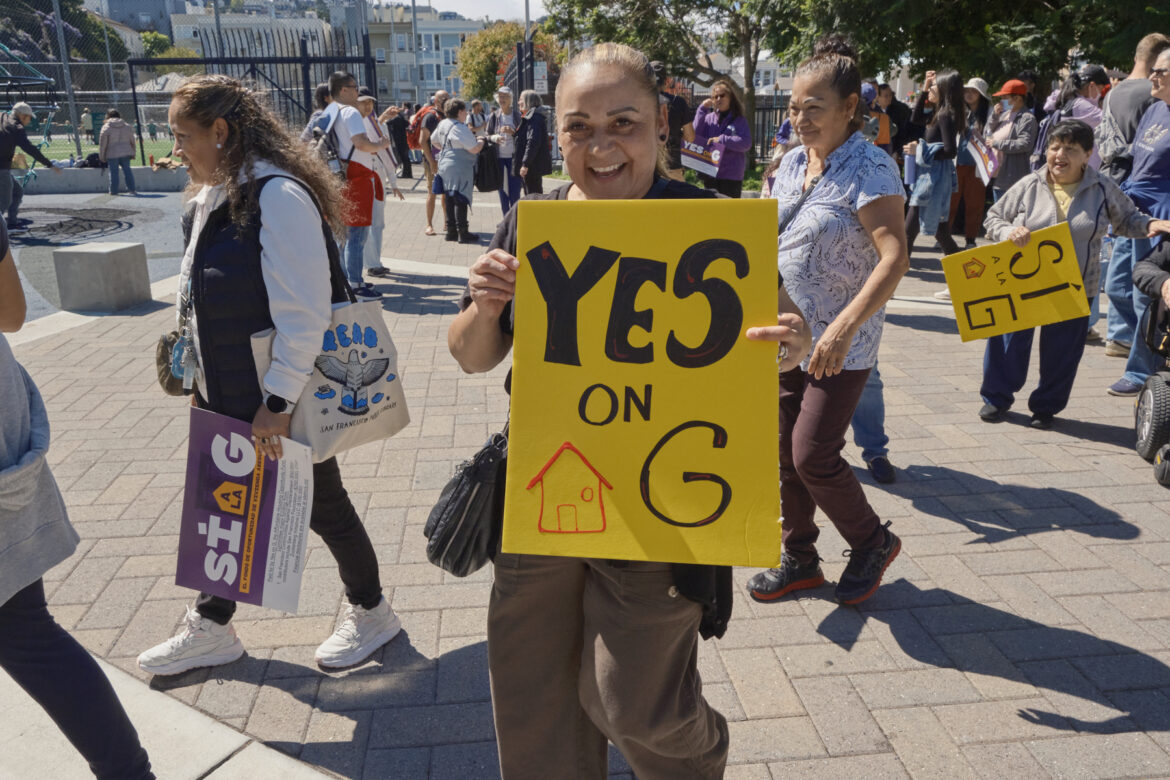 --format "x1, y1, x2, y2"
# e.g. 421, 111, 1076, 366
1036, 65, 1108, 171
1099, 34, 1170, 368
409, 91, 448, 236
320, 71, 394, 299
